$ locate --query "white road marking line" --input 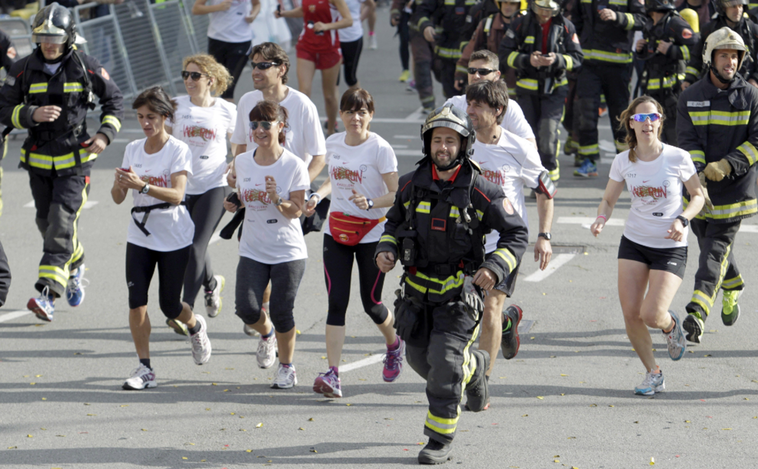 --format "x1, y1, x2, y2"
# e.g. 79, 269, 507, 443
392, 145, 409, 149
739, 225, 758, 233
405, 107, 426, 122
394, 149, 422, 157
0, 310, 32, 323
340, 353, 385, 373
557, 216, 625, 227
524, 253, 576, 282
209, 230, 222, 246
599, 140, 616, 153
394, 135, 417, 139
25, 201, 98, 209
